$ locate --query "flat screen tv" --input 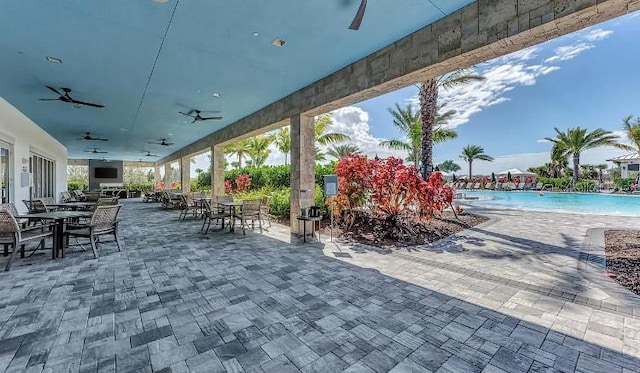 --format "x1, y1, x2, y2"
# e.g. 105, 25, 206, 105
94, 167, 118, 179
